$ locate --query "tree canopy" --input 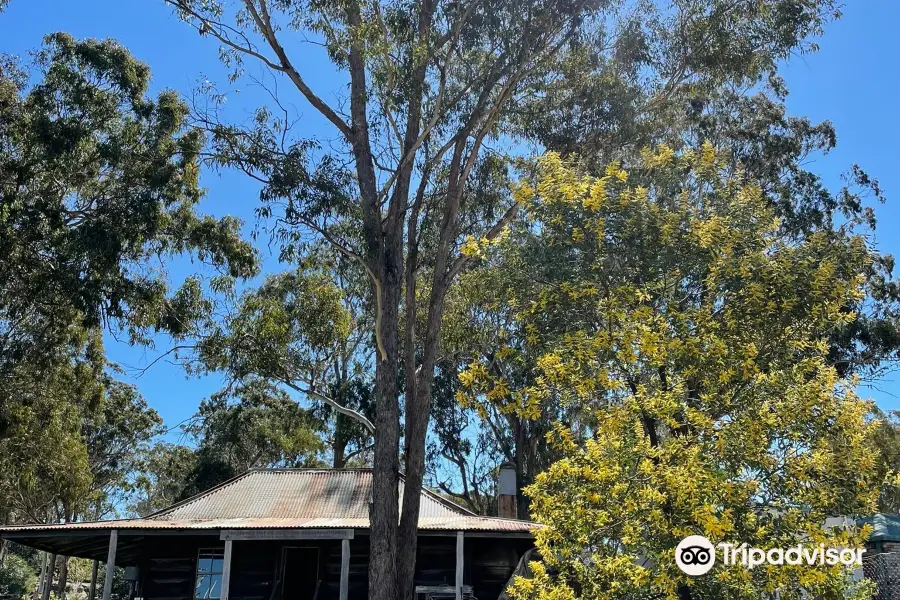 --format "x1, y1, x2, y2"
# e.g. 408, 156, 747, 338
156, 0, 861, 596
0, 2, 898, 600
458, 148, 880, 599
0, 28, 255, 539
